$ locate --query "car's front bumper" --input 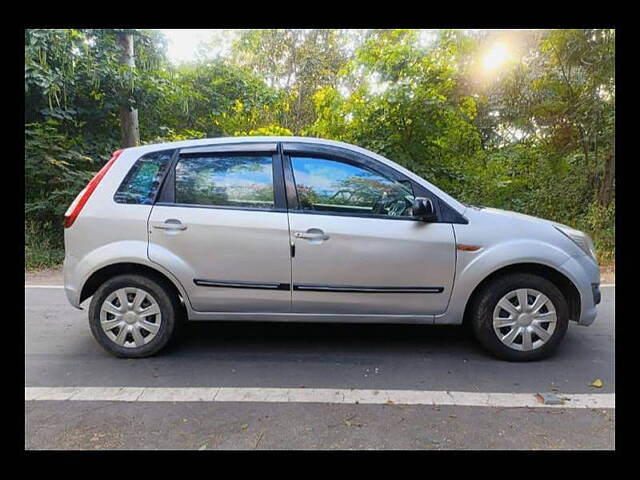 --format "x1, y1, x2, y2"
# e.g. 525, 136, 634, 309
559, 254, 600, 326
